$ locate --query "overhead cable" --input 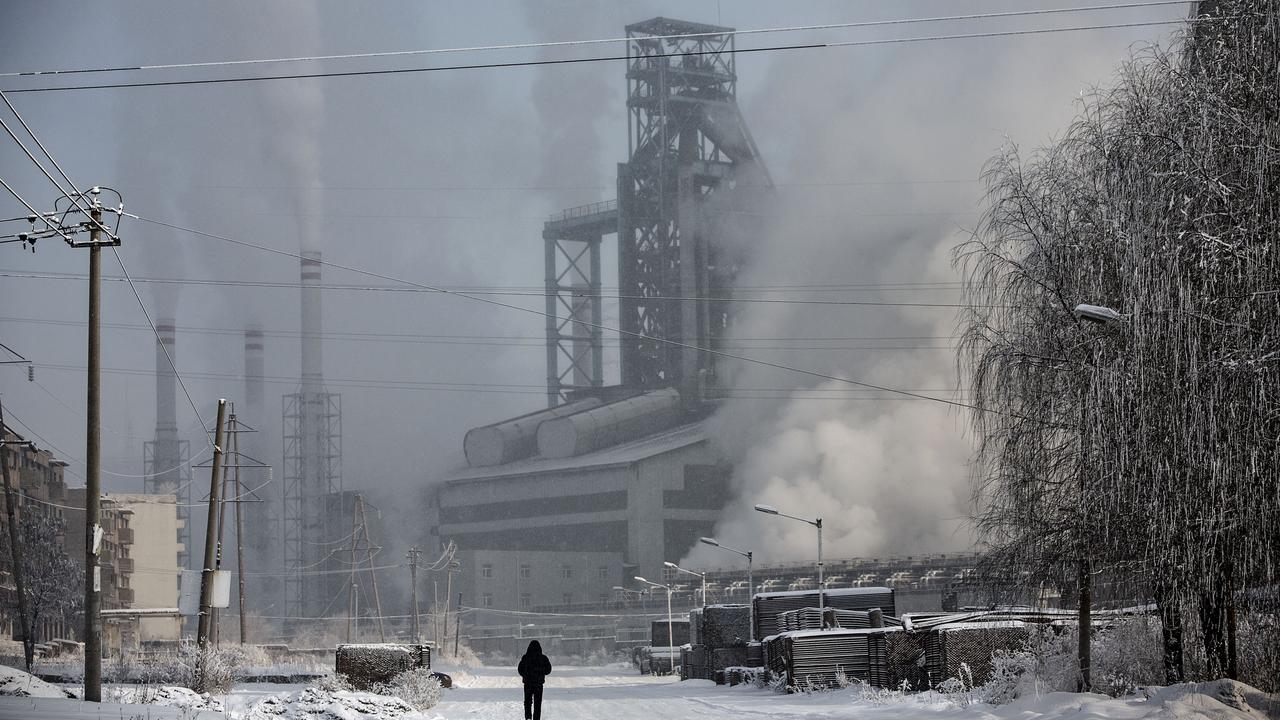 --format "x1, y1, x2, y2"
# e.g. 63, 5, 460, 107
2, 18, 1208, 94
1, 2, 1193, 79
